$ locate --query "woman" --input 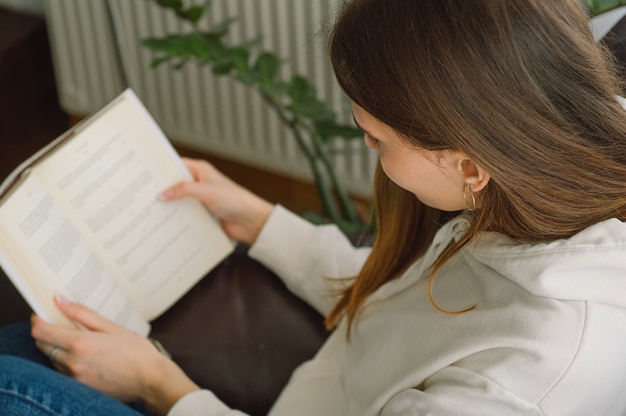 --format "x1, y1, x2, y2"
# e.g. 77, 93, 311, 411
2, 0, 626, 414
